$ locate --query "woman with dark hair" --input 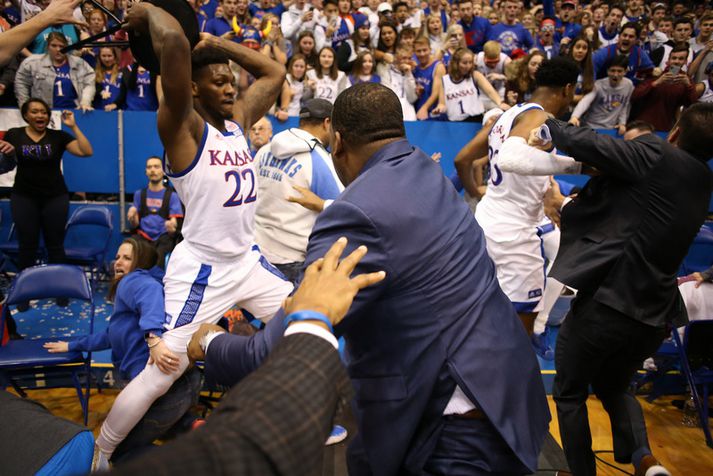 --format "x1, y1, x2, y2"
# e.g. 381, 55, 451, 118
0, 98, 93, 278
44, 238, 202, 463
93, 46, 125, 111
374, 21, 398, 65
348, 51, 381, 85
121, 62, 158, 111
336, 14, 371, 72
306, 46, 347, 103
565, 35, 595, 105
296, 30, 319, 70
505, 49, 545, 105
